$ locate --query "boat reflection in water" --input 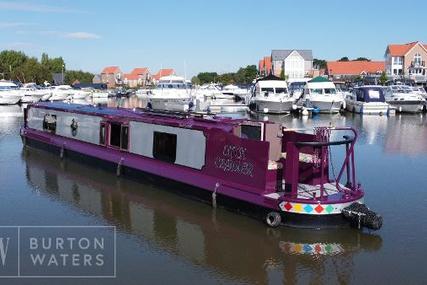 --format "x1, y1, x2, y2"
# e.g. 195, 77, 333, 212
23, 147, 382, 284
